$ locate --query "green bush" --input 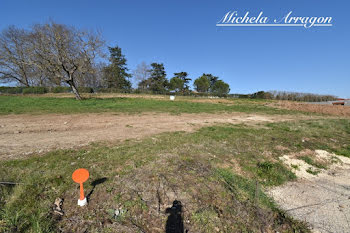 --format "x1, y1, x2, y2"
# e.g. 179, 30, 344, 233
51, 86, 71, 93
0, 86, 47, 94
95, 88, 131, 93
0, 87, 24, 94
22, 87, 47, 94
77, 87, 94, 93
0, 86, 94, 94
251, 91, 273, 99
